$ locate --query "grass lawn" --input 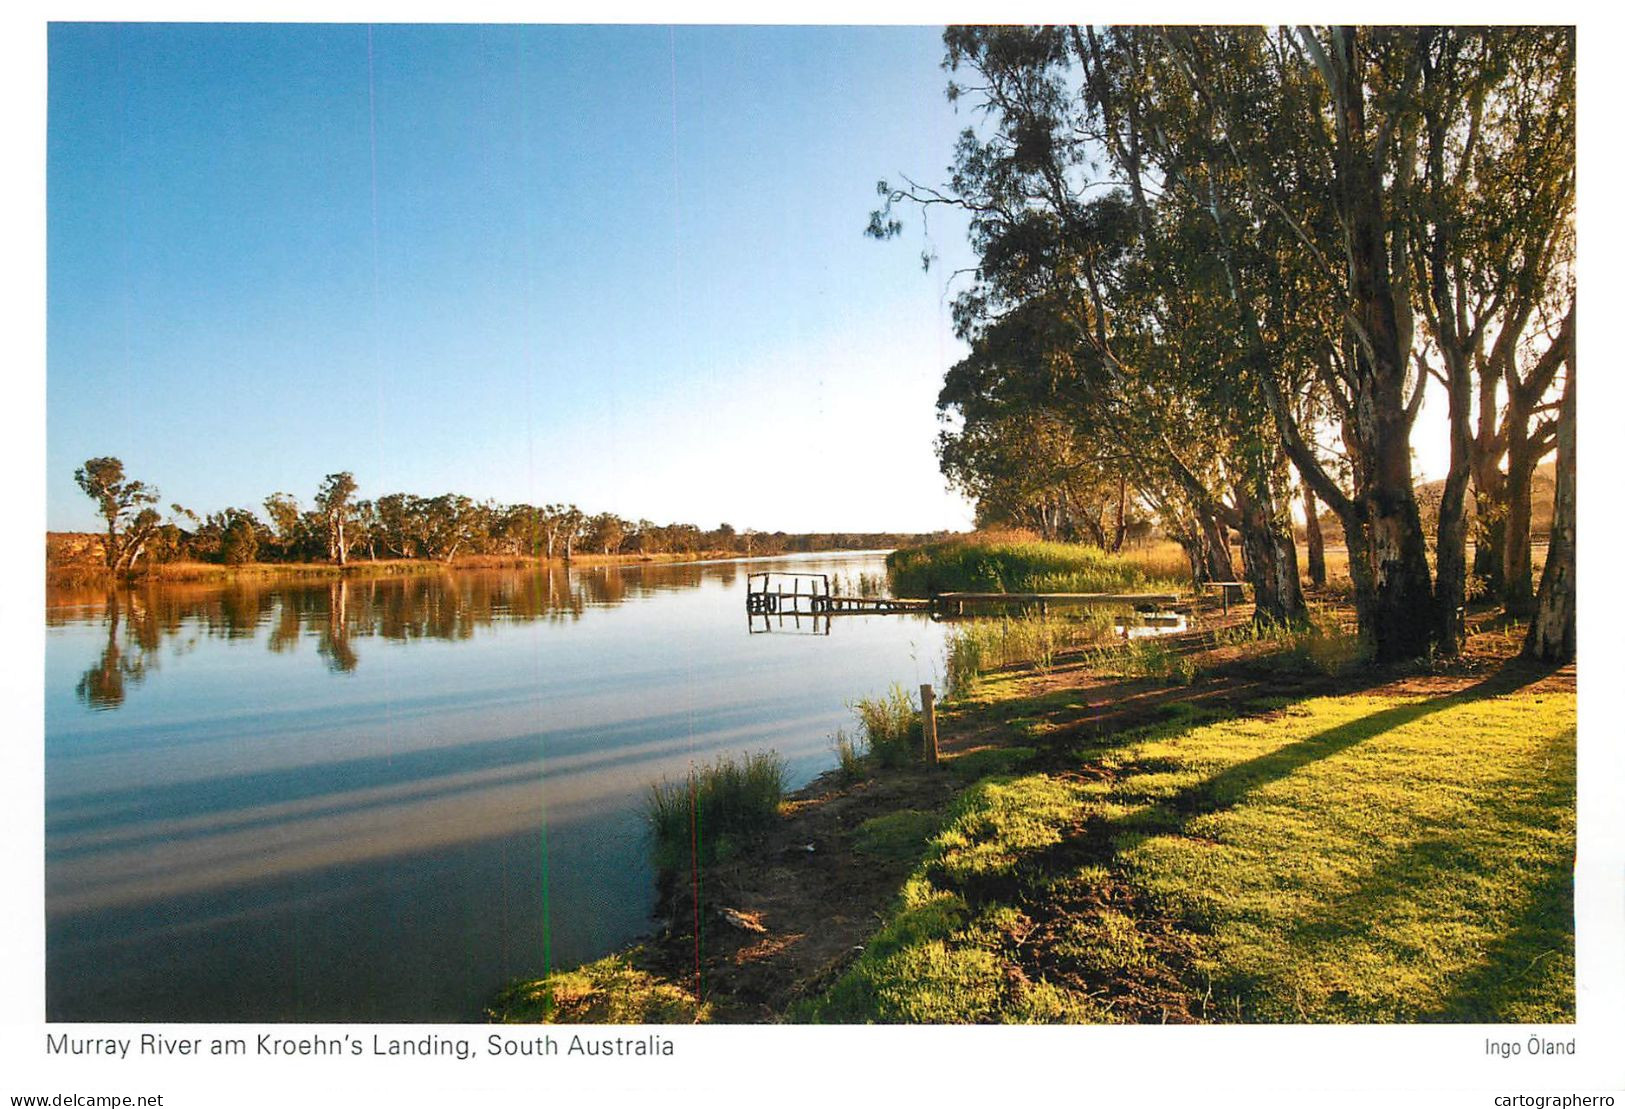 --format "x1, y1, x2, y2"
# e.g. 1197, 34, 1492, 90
799, 672, 1575, 1023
